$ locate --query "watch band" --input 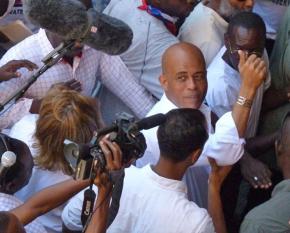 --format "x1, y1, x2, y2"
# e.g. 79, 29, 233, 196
236, 96, 253, 108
